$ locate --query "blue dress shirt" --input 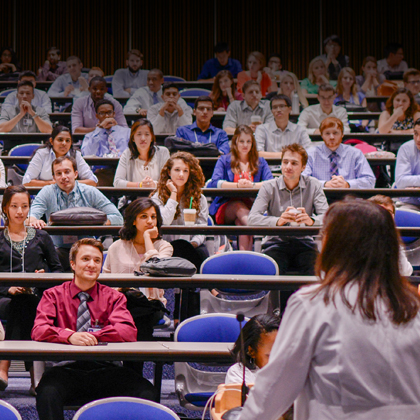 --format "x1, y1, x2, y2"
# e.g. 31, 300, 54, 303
175, 122, 230, 155
30, 182, 123, 247
81, 126, 130, 157
302, 143, 376, 188
395, 140, 420, 205
207, 154, 273, 215
198, 58, 243, 80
